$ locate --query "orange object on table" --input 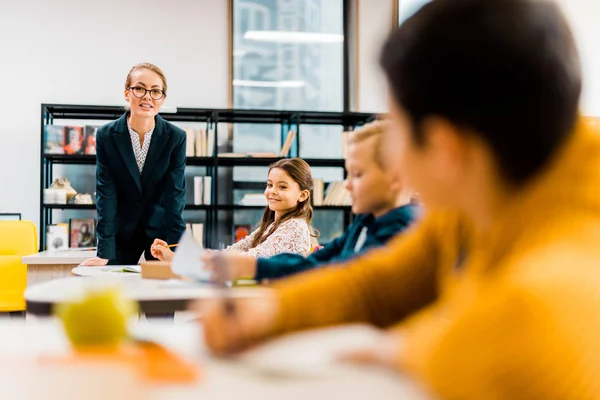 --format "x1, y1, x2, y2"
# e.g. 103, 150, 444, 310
38, 340, 201, 385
